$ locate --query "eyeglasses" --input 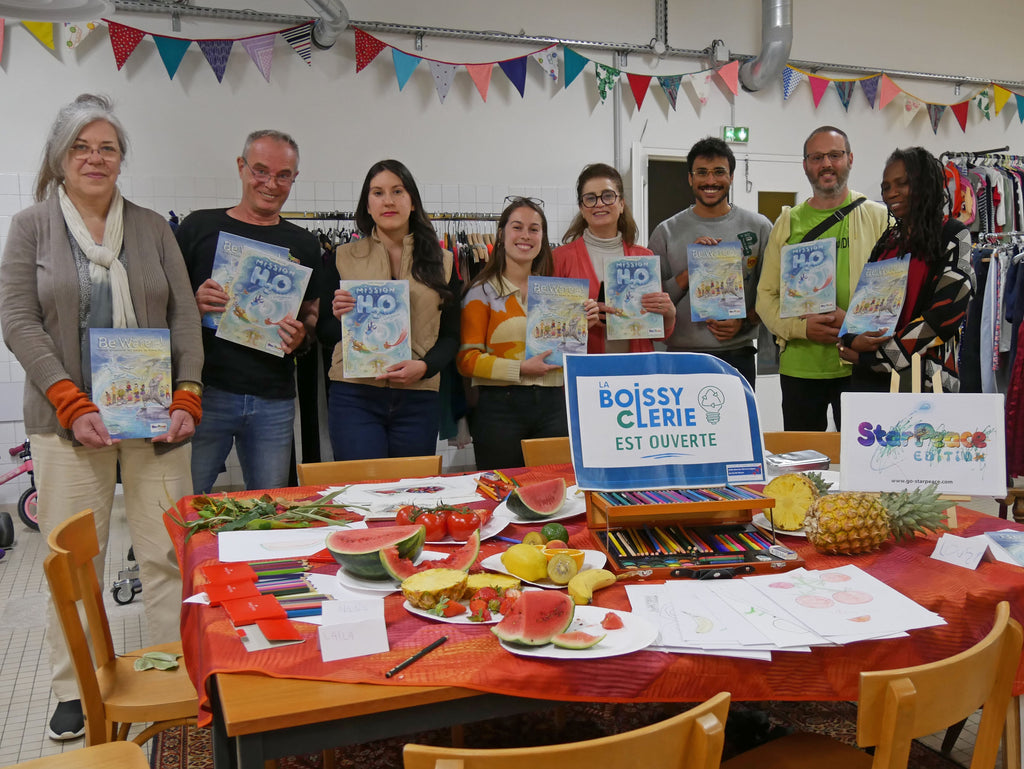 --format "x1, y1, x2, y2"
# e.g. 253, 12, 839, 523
69, 143, 120, 162
242, 157, 297, 186
580, 190, 621, 208
691, 168, 730, 180
504, 195, 544, 208
804, 150, 848, 165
